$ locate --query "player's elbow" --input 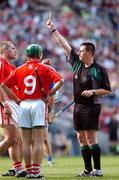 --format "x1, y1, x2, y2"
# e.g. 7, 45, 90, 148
60, 79, 64, 86
104, 90, 112, 95
108, 90, 112, 94
56, 79, 64, 89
